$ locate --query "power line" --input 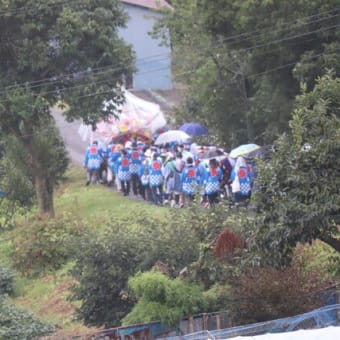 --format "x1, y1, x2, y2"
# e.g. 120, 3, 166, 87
8, 46, 339, 143
0, 31, 337, 109
1, 5, 339, 93
0, 0, 90, 16
1, 20, 338, 99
